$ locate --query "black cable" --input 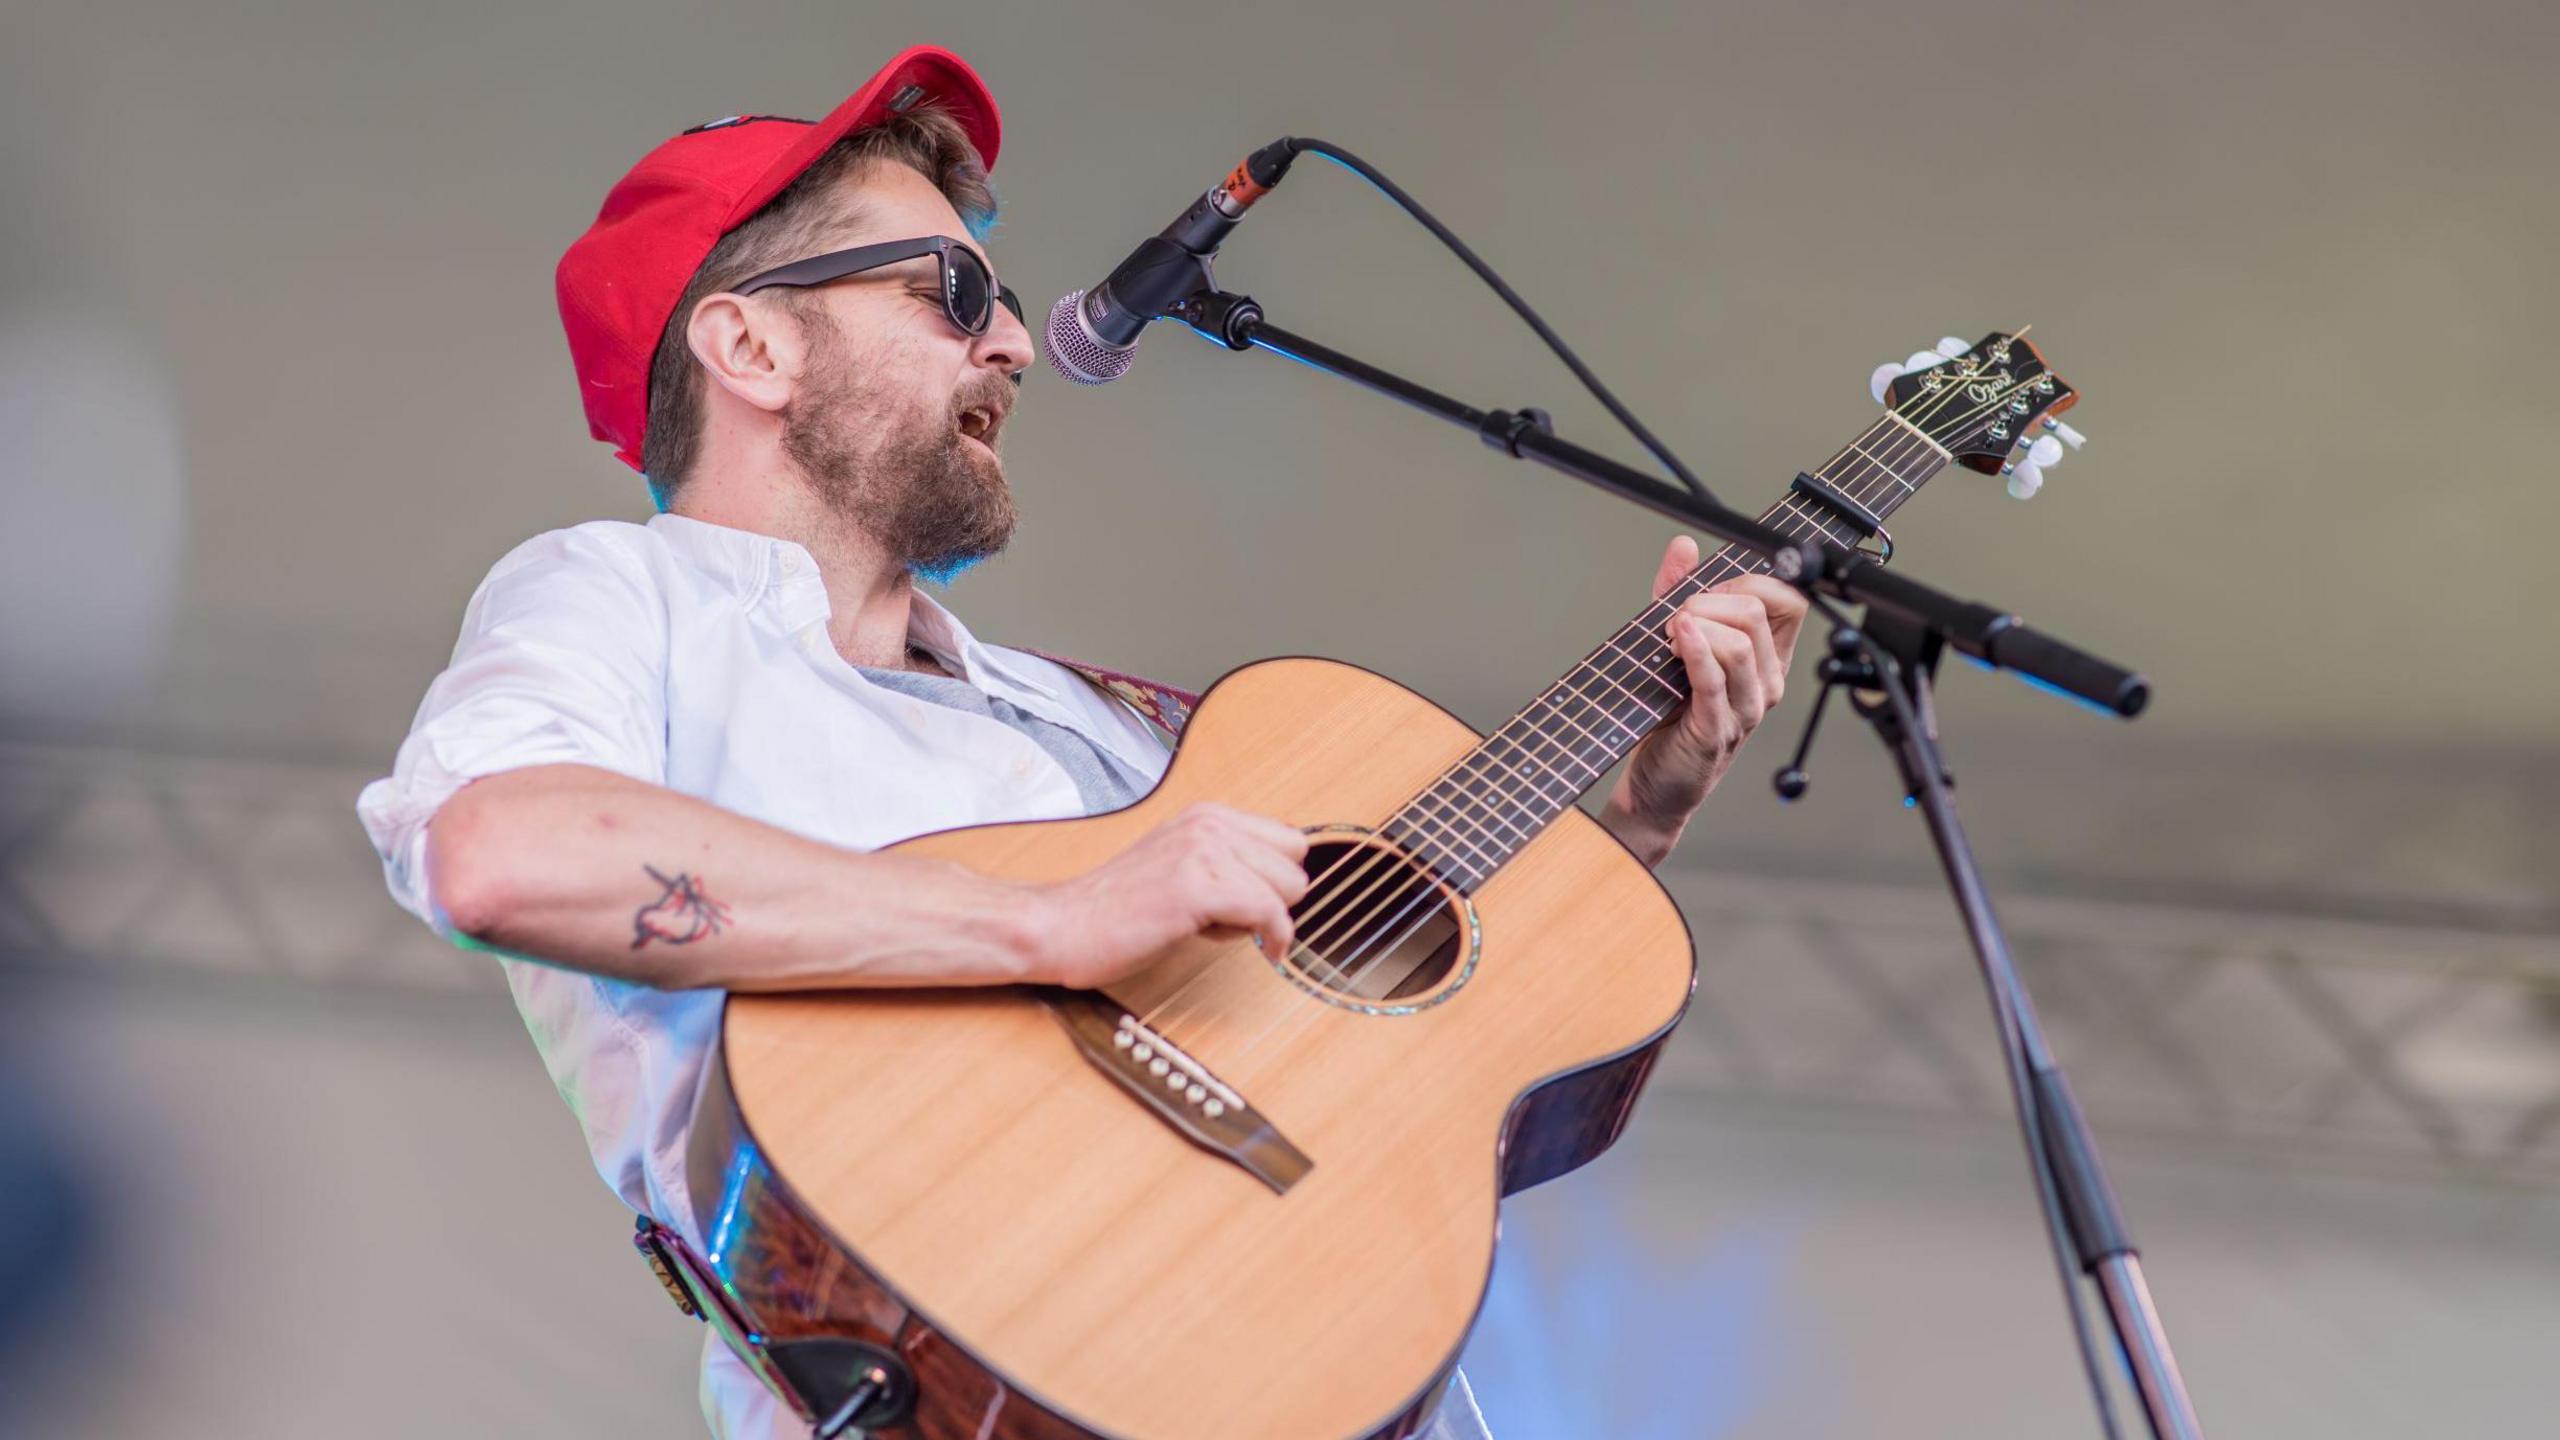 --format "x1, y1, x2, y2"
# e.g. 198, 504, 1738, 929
1281, 138, 1717, 505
